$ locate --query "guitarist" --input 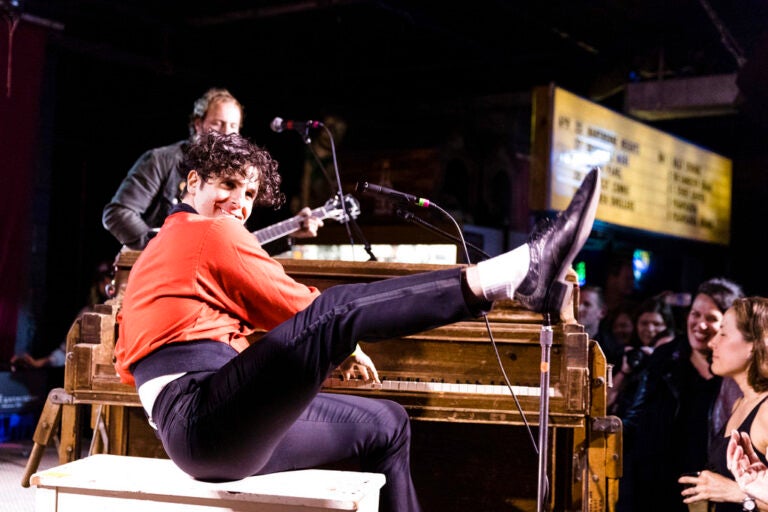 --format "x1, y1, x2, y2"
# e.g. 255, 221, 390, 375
102, 87, 323, 252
